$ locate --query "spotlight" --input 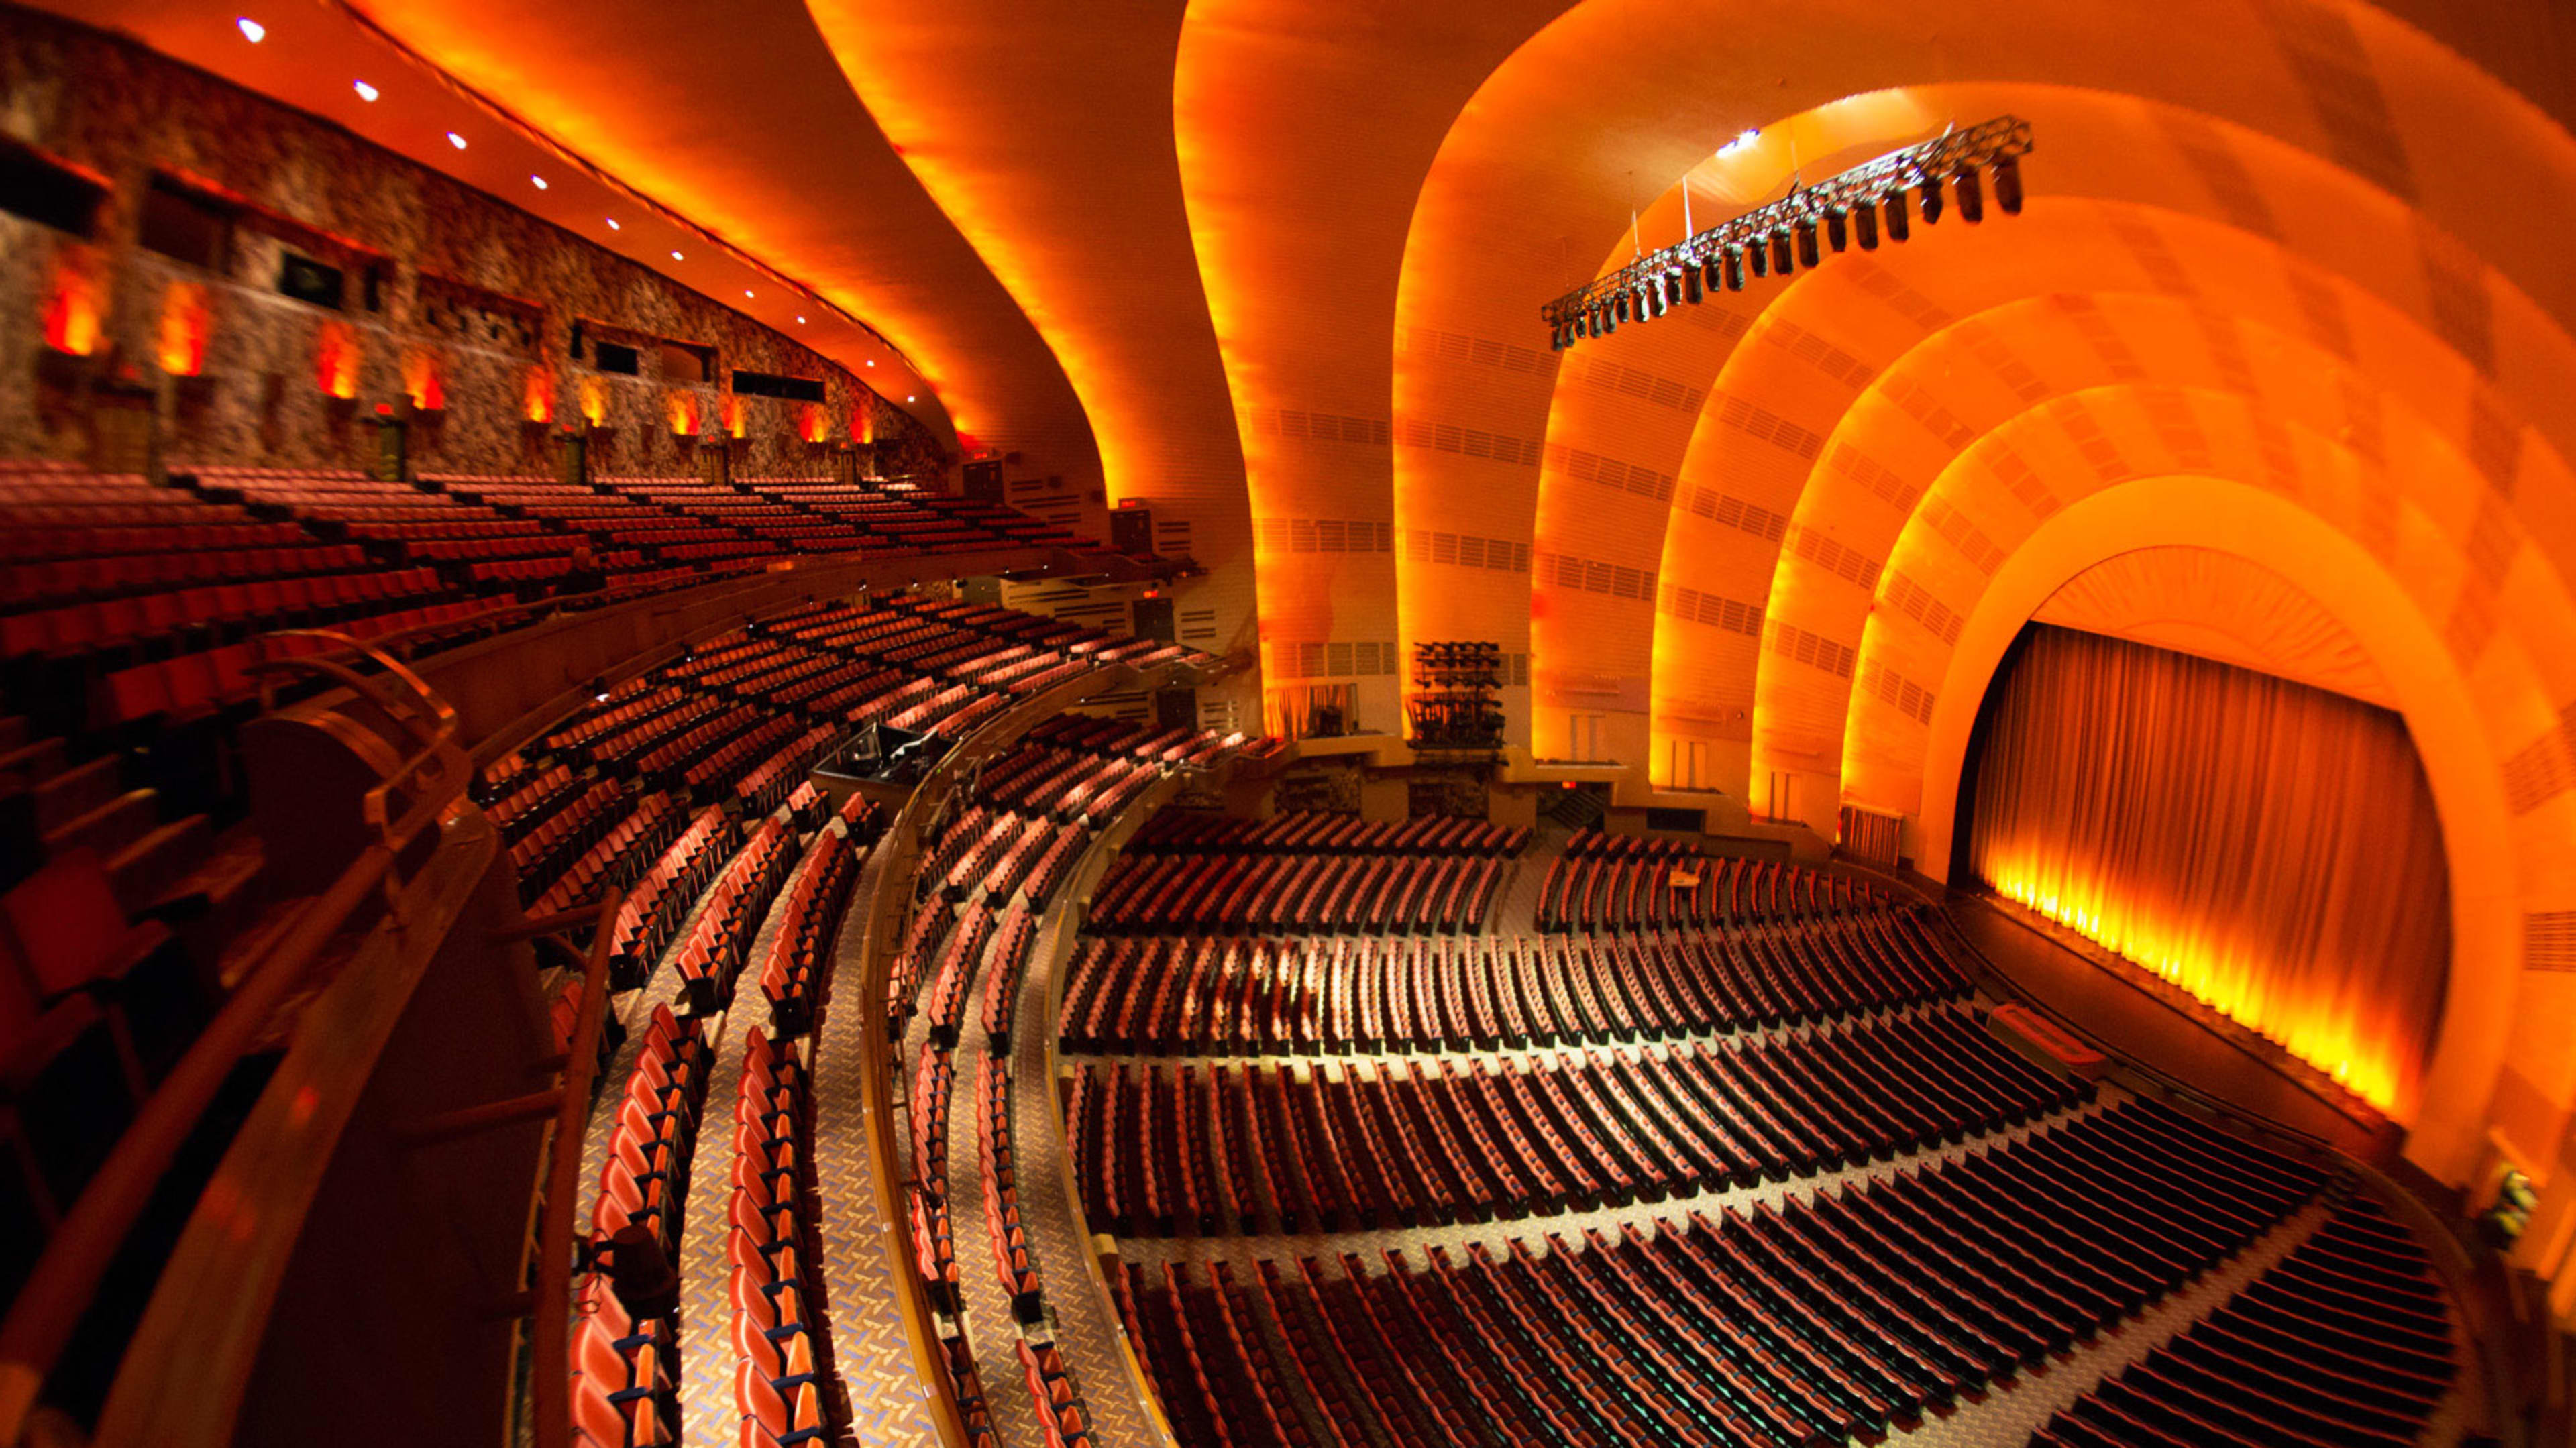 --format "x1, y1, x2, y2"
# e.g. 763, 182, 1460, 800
1701, 256, 1724, 292
1992, 154, 2025, 214
1953, 167, 1983, 223
1664, 269, 1686, 306
1824, 209, 1849, 253
1722, 247, 1747, 291
235, 17, 264, 42
1918, 175, 1943, 225
1794, 219, 1820, 269
1747, 239, 1769, 278
1882, 191, 1911, 243
1770, 231, 1794, 276
1681, 265, 1703, 304
1854, 203, 1879, 249
447, 132, 468, 150
353, 80, 380, 102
